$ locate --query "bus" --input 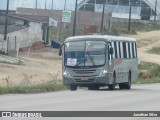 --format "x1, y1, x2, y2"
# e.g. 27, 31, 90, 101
59, 35, 138, 91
